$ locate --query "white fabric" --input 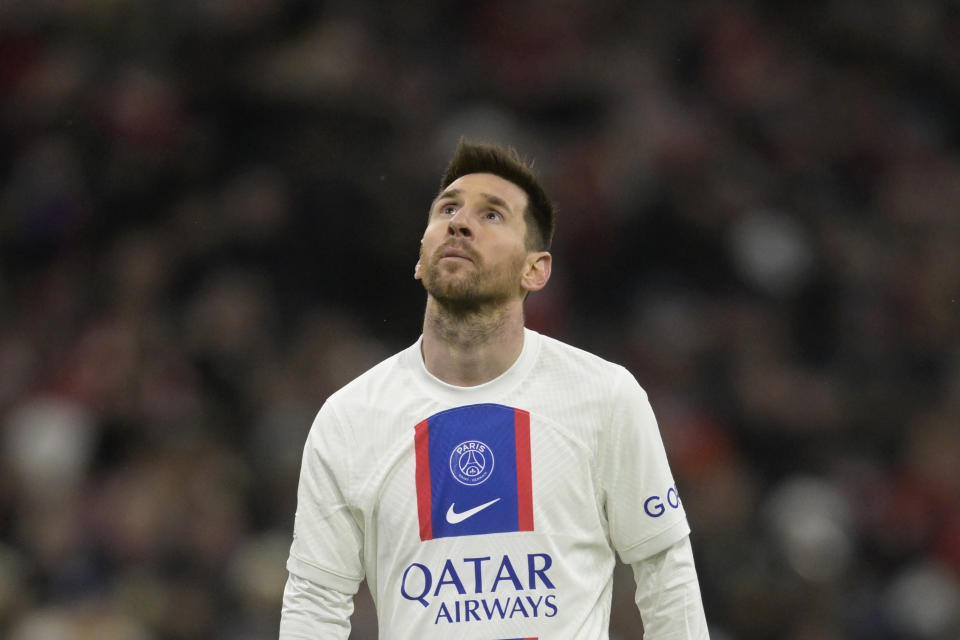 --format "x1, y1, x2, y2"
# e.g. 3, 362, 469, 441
632, 536, 709, 639
280, 536, 709, 640
283, 328, 702, 639
279, 572, 353, 640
